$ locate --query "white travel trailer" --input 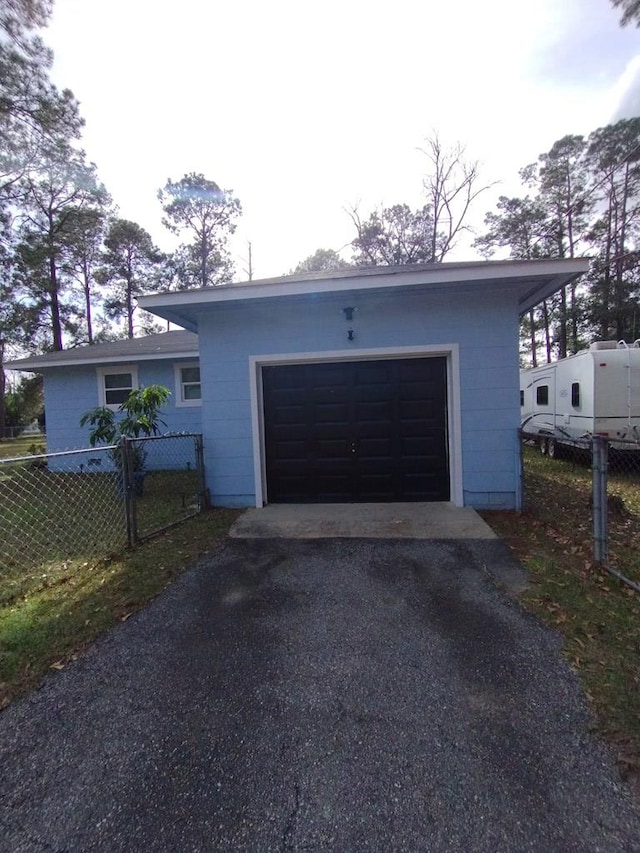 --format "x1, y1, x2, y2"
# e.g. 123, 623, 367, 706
520, 341, 640, 456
